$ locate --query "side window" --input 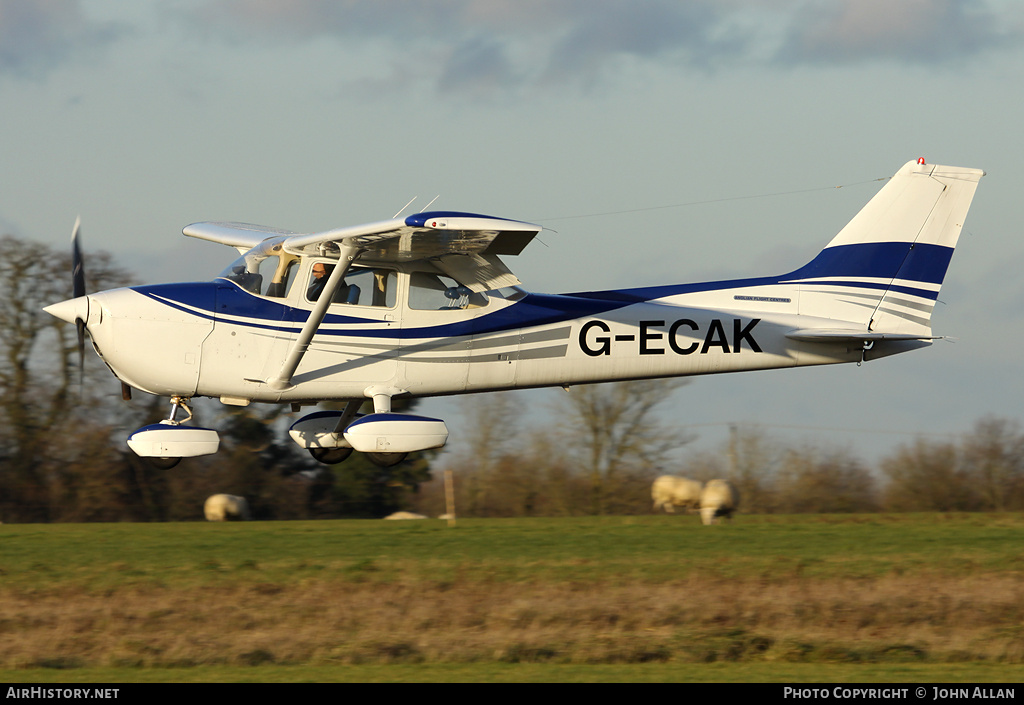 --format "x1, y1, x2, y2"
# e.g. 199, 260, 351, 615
346, 268, 397, 307
306, 263, 396, 307
409, 272, 487, 310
